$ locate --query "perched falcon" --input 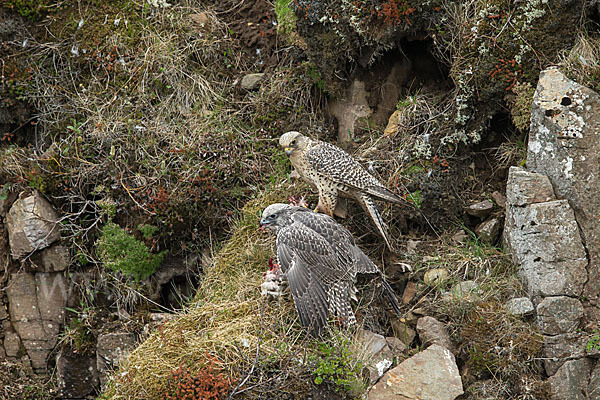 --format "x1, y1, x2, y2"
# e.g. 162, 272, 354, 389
279, 131, 403, 250
259, 203, 401, 335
